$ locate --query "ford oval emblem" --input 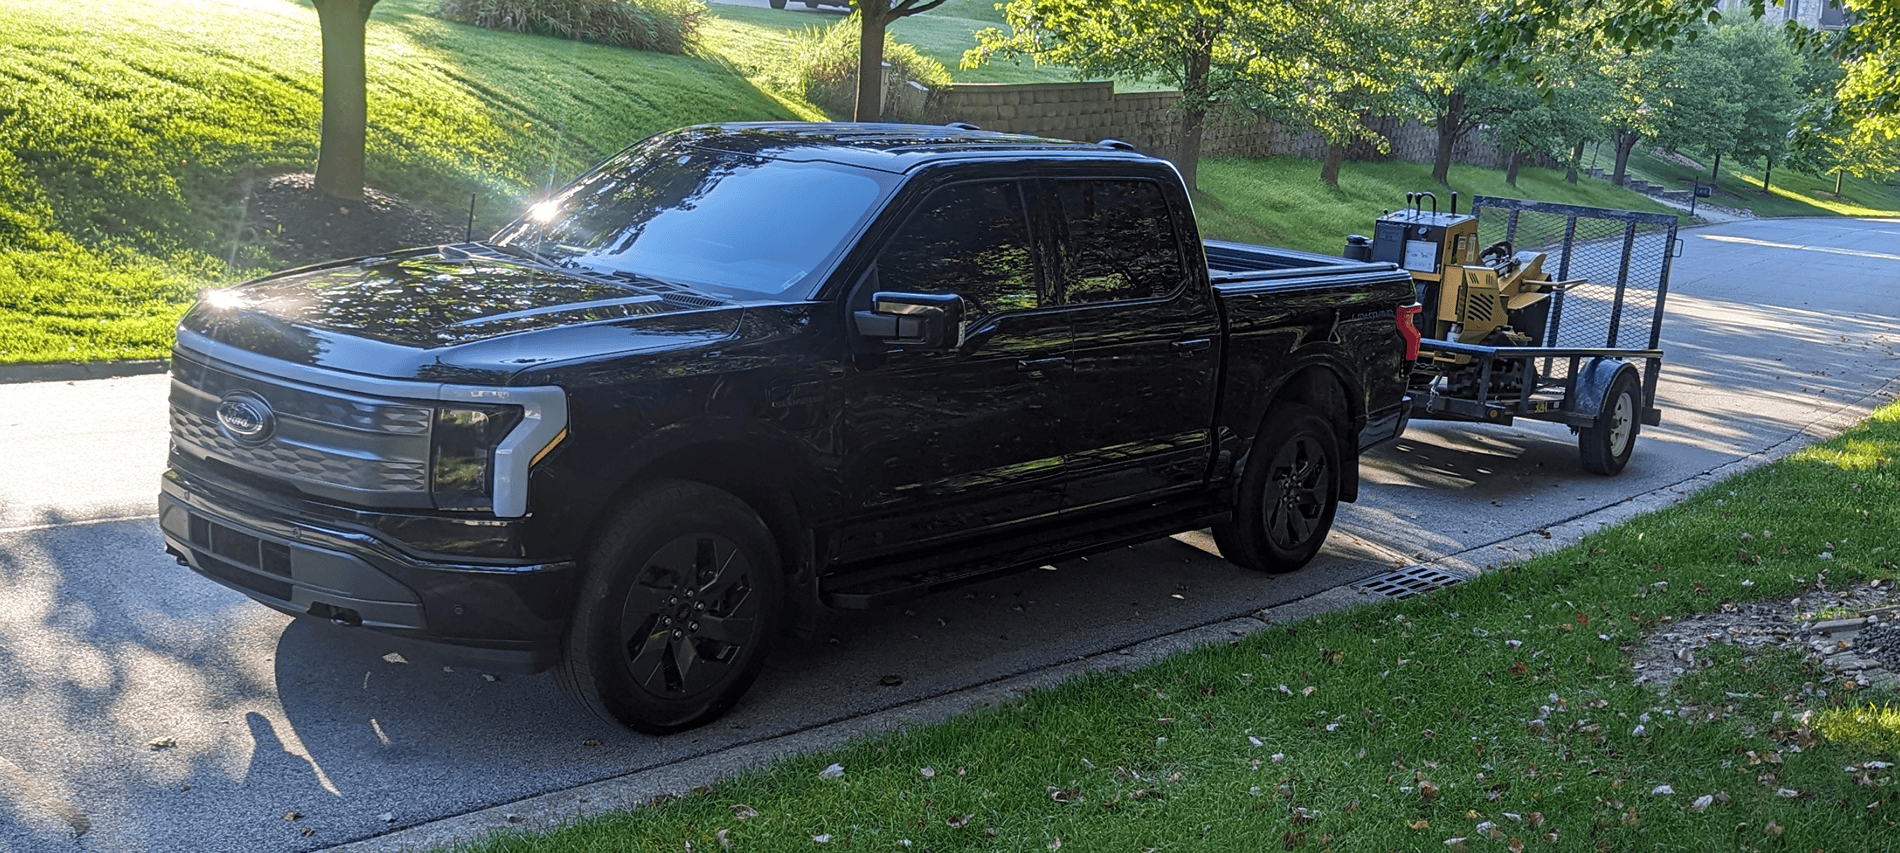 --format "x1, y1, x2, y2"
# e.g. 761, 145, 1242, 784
216, 392, 276, 445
